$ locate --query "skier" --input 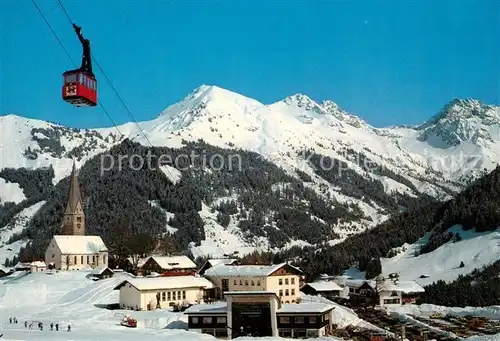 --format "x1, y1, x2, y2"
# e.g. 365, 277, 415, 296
24, 321, 27, 328
67, 324, 71, 331
14, 317, 17, 324
29, 323, 32, 330
55, 323, 59, 331
9, 317, 11, 324
50, 322, 54, 331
